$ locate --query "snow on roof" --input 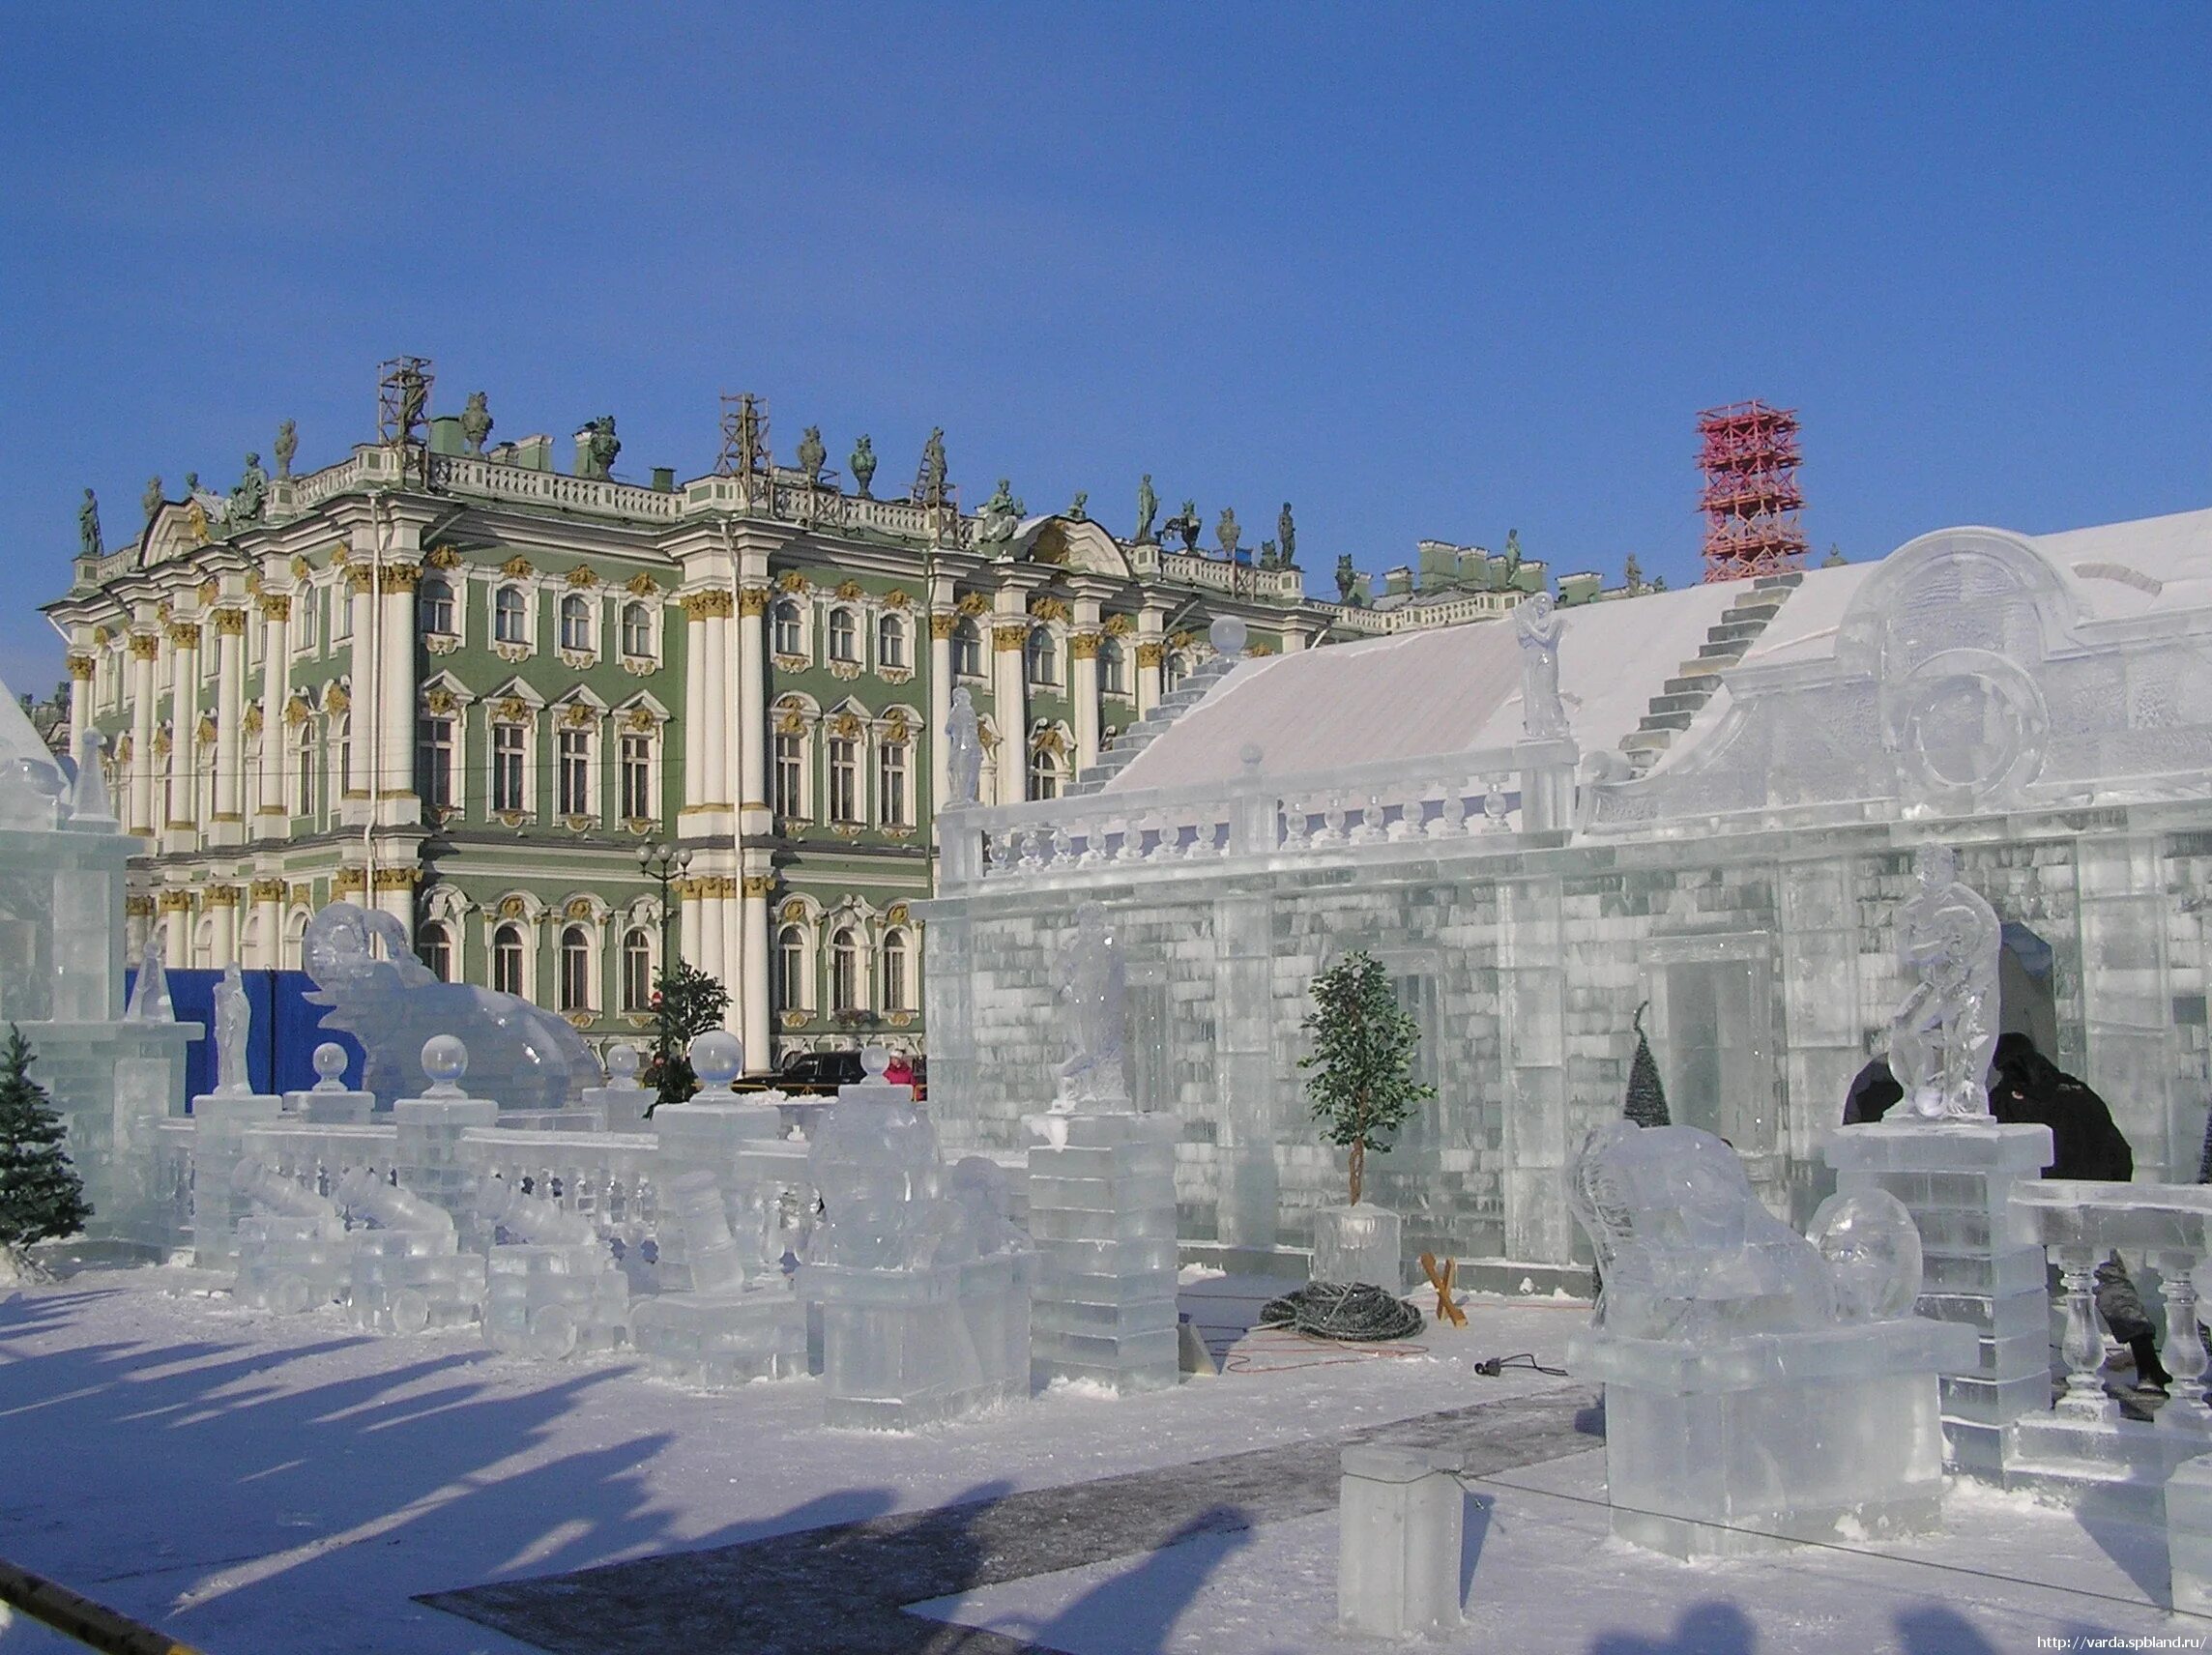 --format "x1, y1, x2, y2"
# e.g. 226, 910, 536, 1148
1105, 580, 1746, 792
